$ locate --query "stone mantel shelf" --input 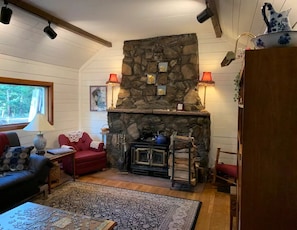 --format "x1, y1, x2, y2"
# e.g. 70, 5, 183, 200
107, 108, 210, 117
